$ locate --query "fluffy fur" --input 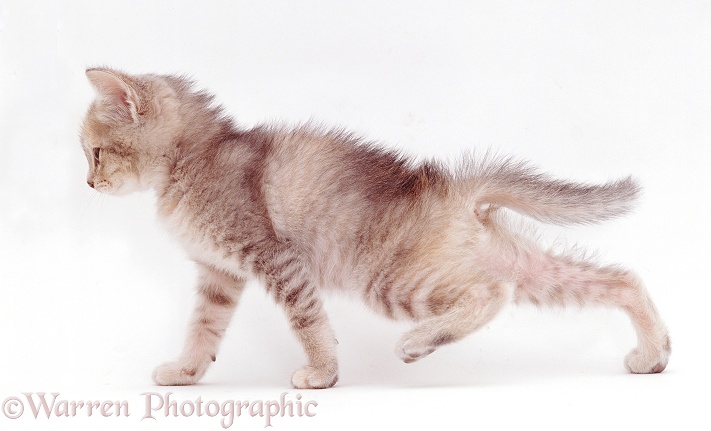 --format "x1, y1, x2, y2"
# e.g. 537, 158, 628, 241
80, 67, 670, 388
